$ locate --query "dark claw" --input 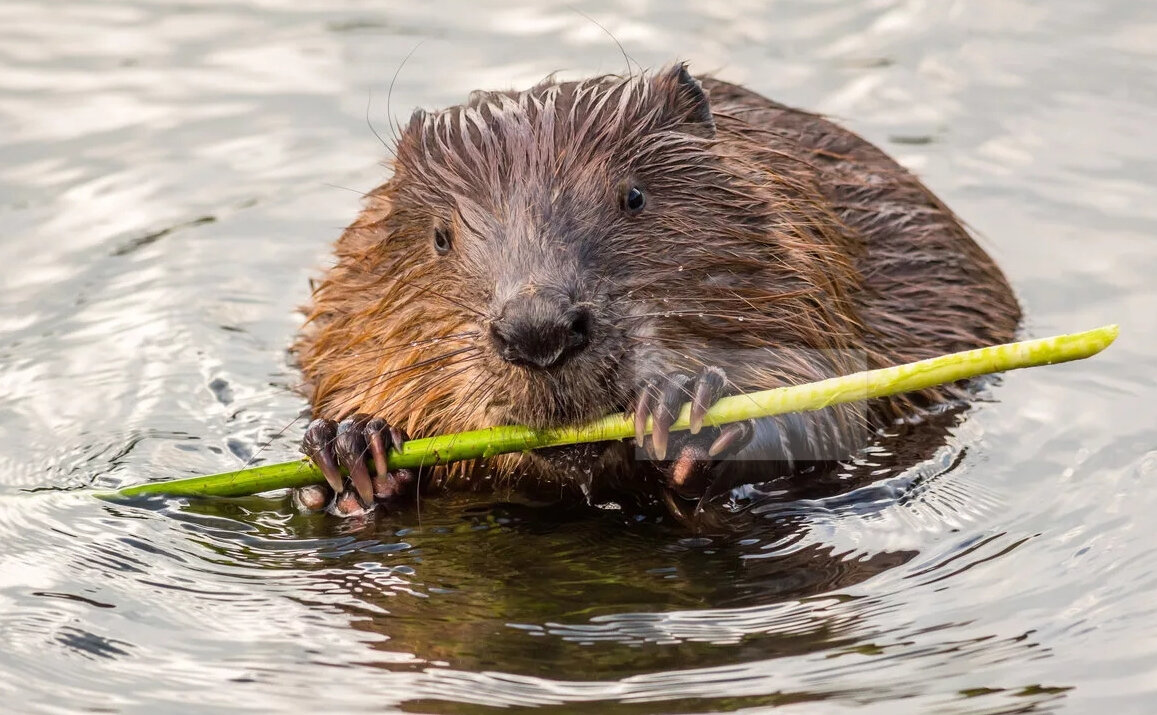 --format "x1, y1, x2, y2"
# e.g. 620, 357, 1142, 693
301, 418, 343, 493
368, 422, 411, 501
298, 412, 417, 516
663, 421, 753, 502
634, 379, 658, 446
333, 426, 374, 506
708, 419, 754, 457
388, 425, 409, 453
689, 366, 726, 434
652, 374, 693, 460
630, 366, 749, 504
365, 417, 390, 479
662, 489, 696, 528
